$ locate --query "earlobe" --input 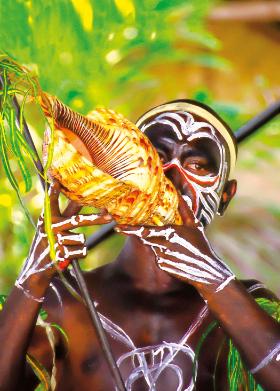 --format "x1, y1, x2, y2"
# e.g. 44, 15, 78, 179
217, 179, 237, 216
